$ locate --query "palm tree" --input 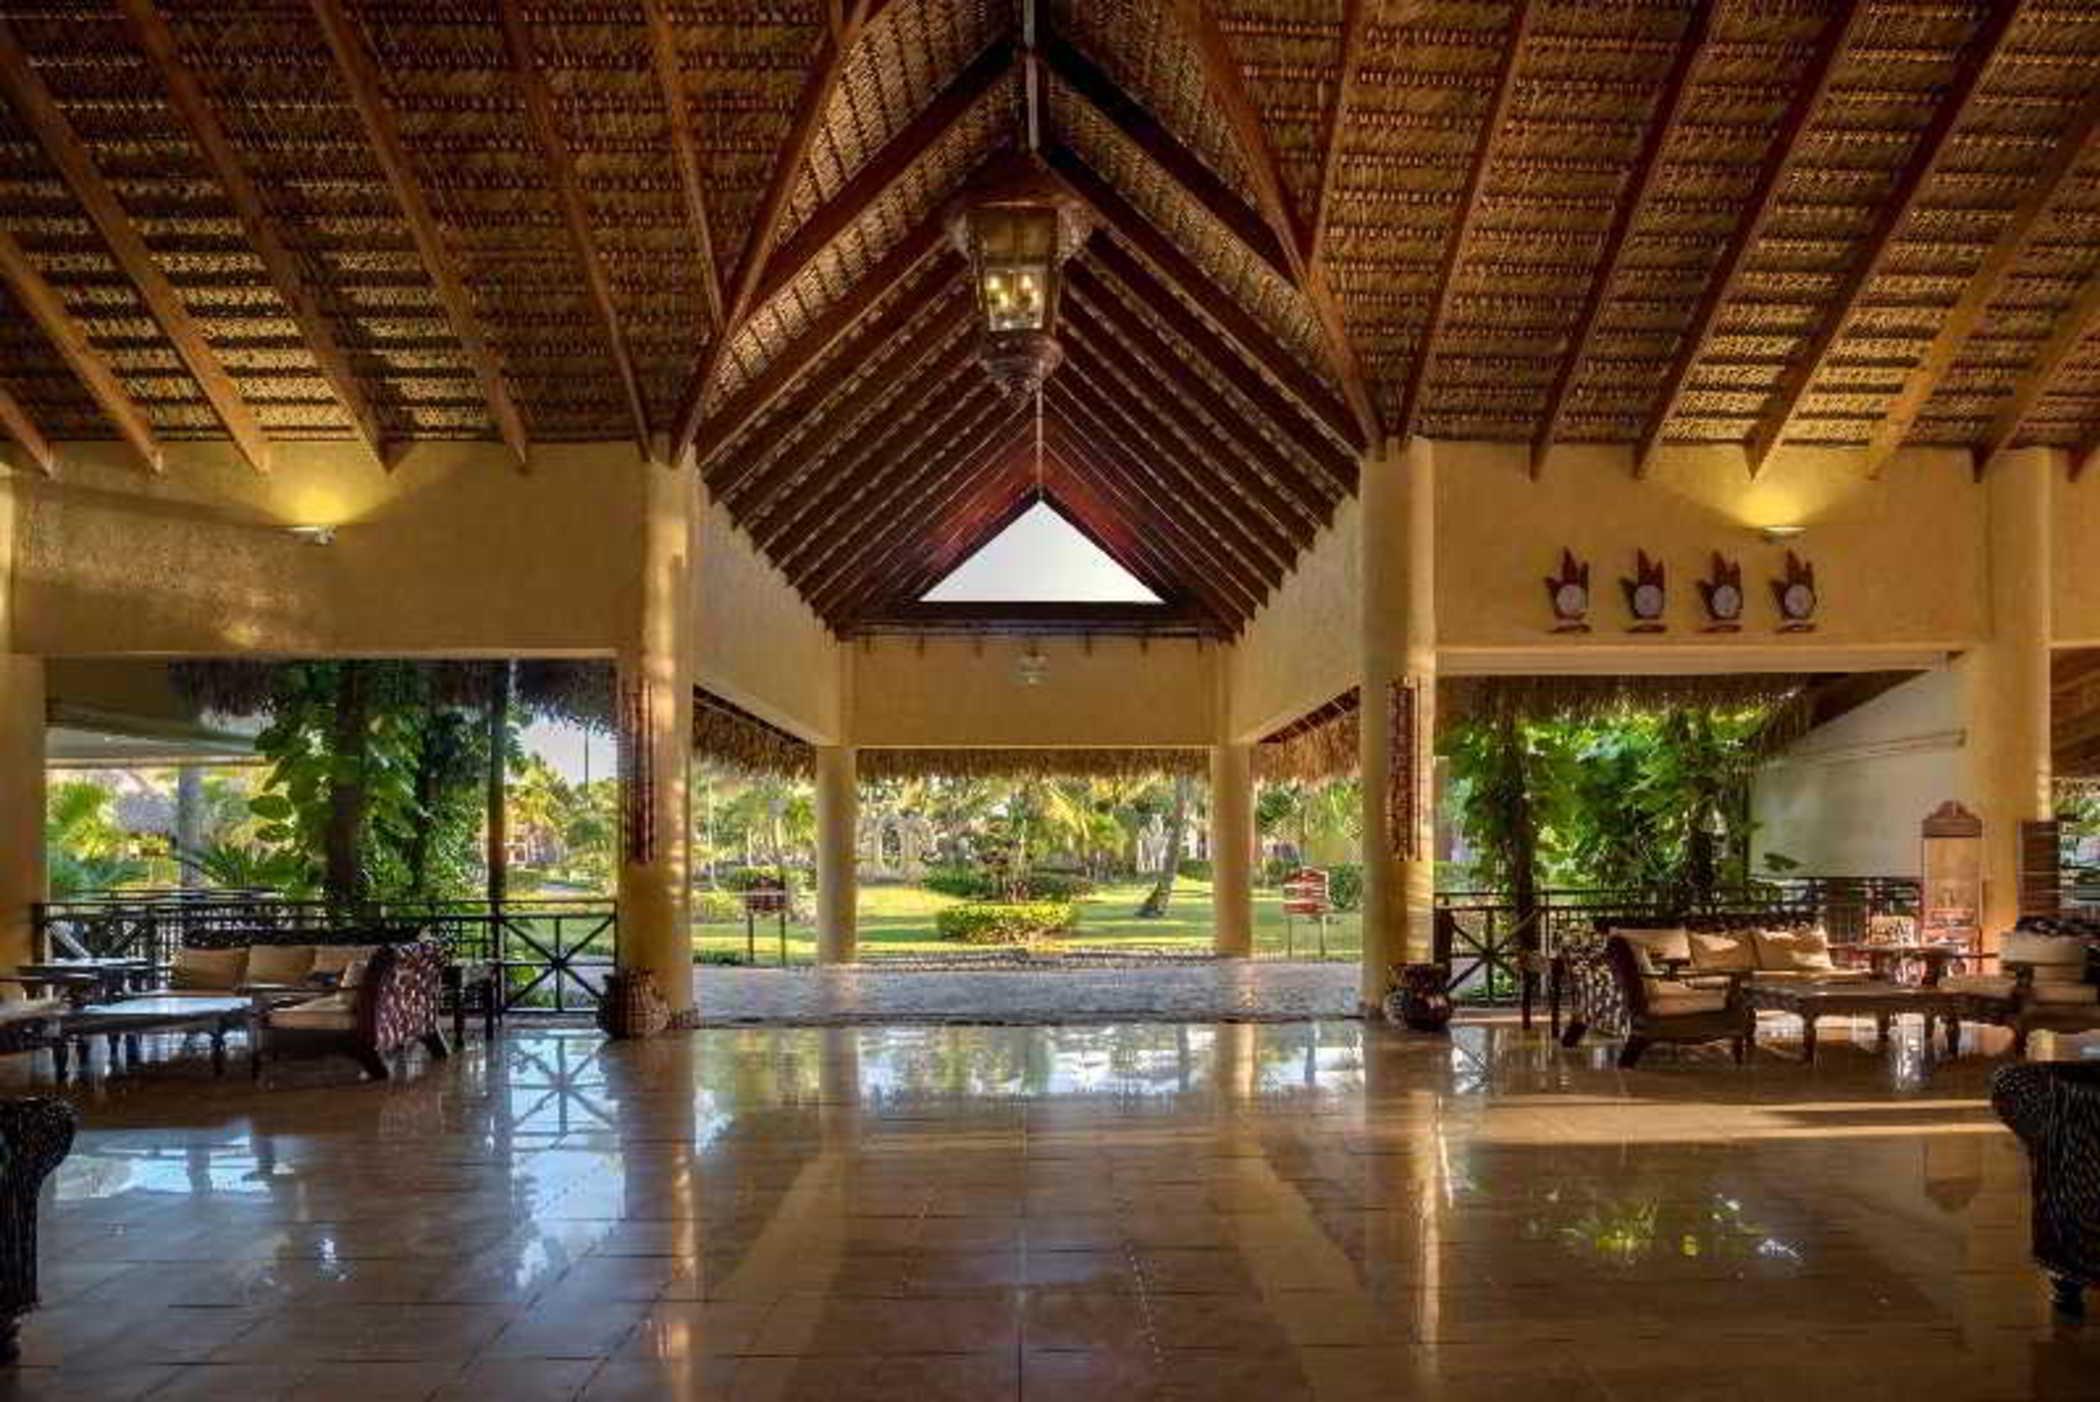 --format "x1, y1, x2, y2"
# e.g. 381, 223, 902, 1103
1136, 774, 1193, 918
46, 780, 147, 898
